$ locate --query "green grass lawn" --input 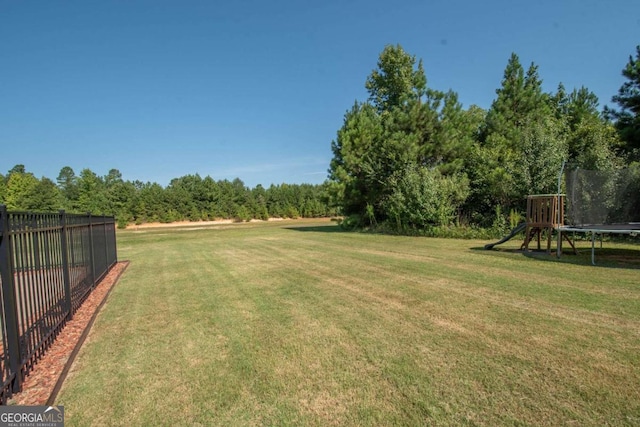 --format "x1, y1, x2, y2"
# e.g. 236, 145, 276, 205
57, 219, 640, 426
